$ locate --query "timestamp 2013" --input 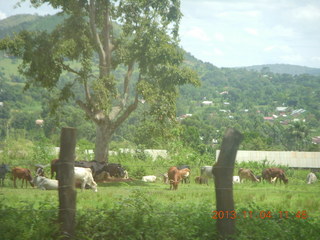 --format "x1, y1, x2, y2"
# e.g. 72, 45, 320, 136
211, 210, 308, 219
